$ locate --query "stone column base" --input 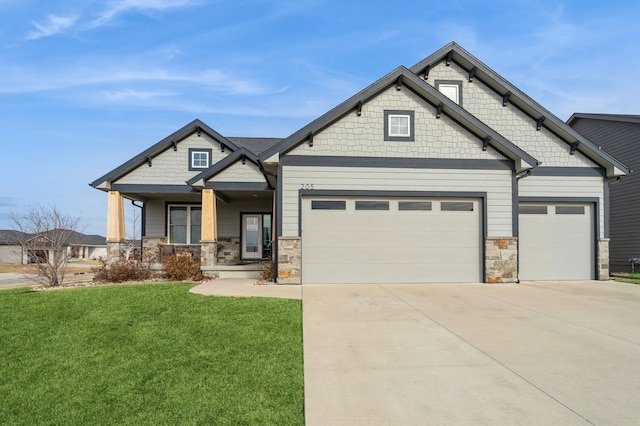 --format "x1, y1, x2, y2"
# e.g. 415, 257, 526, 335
106, 241, 127, 265
598, 238, 610, 280
485, 237, 518, 283
200, 240, 218, 268
277, 237, 301, 284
